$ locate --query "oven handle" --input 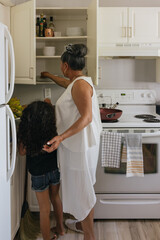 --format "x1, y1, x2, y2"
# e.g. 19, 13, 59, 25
100, 199, 160, 205
101, 131, 160, 138
131, 132, 160, 138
